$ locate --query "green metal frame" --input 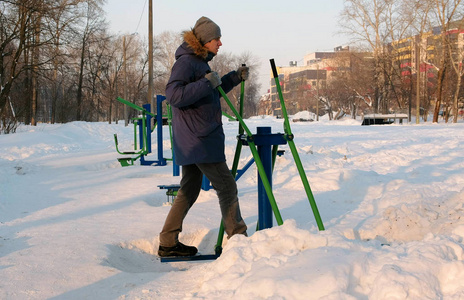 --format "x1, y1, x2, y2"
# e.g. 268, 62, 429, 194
113, 97, 156, 166
165, 104, 175, 162
114, 97, 176, 168
213, 62, 325, 254
215, 80, 246, 254
214, 79, 284, 255
221, 111, 237, 121
114, 133, 144, 166
270, 59, 324, 231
